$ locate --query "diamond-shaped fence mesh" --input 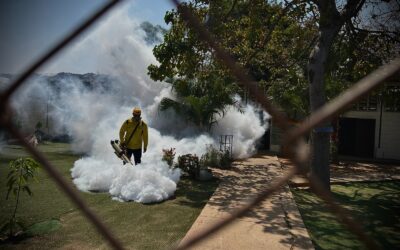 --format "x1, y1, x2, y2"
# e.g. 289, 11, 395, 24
0, 0, 399, 249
